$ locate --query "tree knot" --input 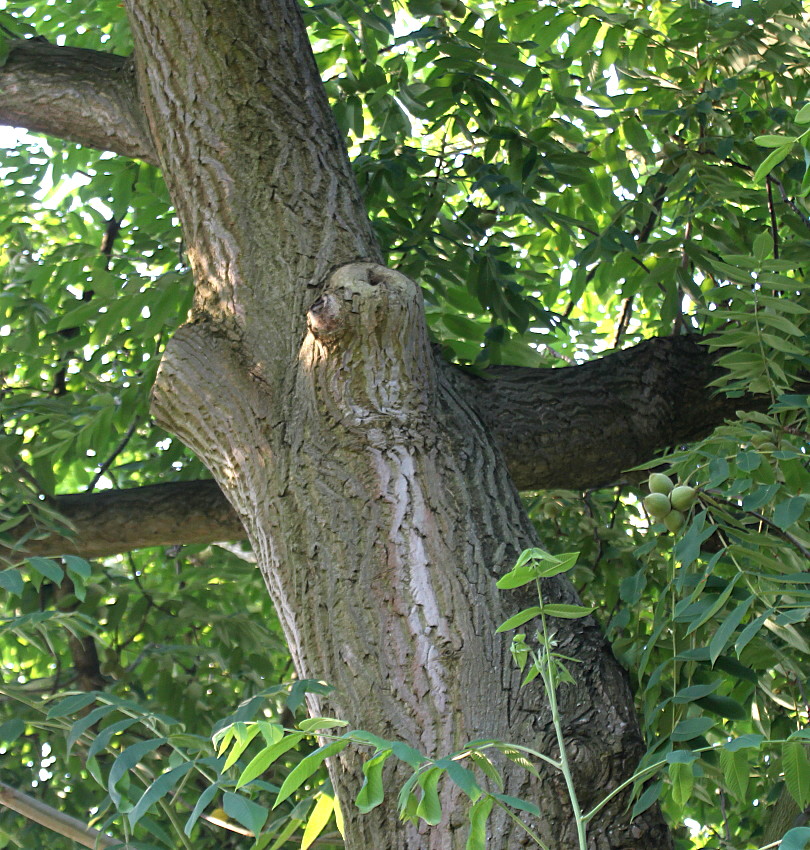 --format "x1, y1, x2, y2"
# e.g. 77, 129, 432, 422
298, 262, 437, 431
